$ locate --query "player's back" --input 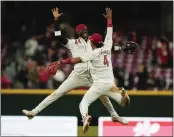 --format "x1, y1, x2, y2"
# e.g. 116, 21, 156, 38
90, 47, 114, 84
88, 24, 114, 83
